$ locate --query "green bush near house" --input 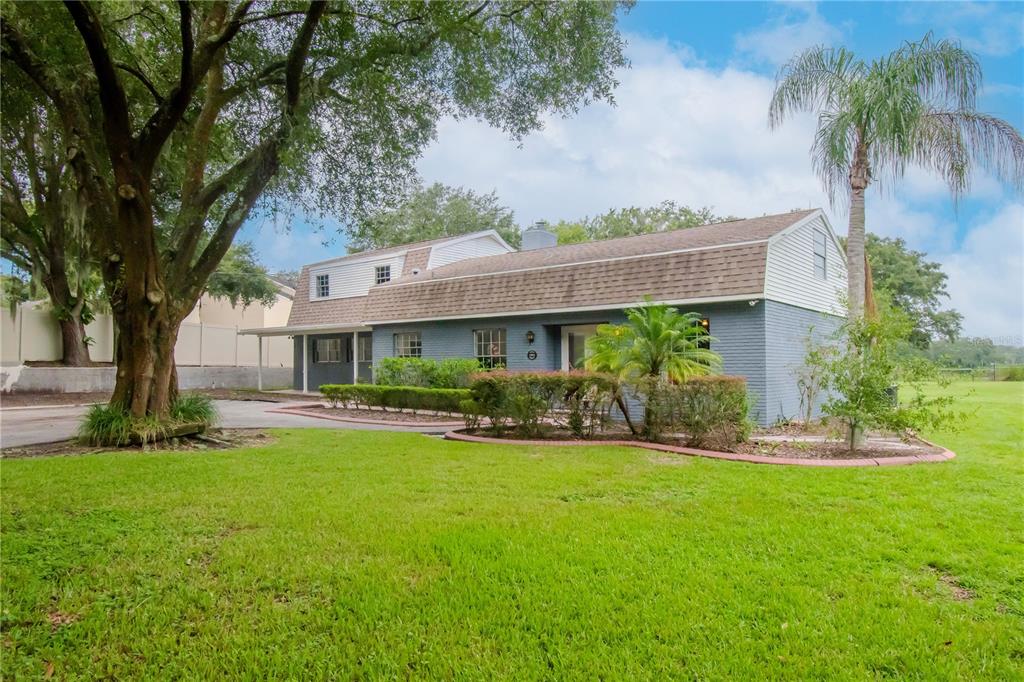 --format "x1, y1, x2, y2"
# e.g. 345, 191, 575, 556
467, 370, 621, 438
320, 384, 470, 414
374, 357, 484, 389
